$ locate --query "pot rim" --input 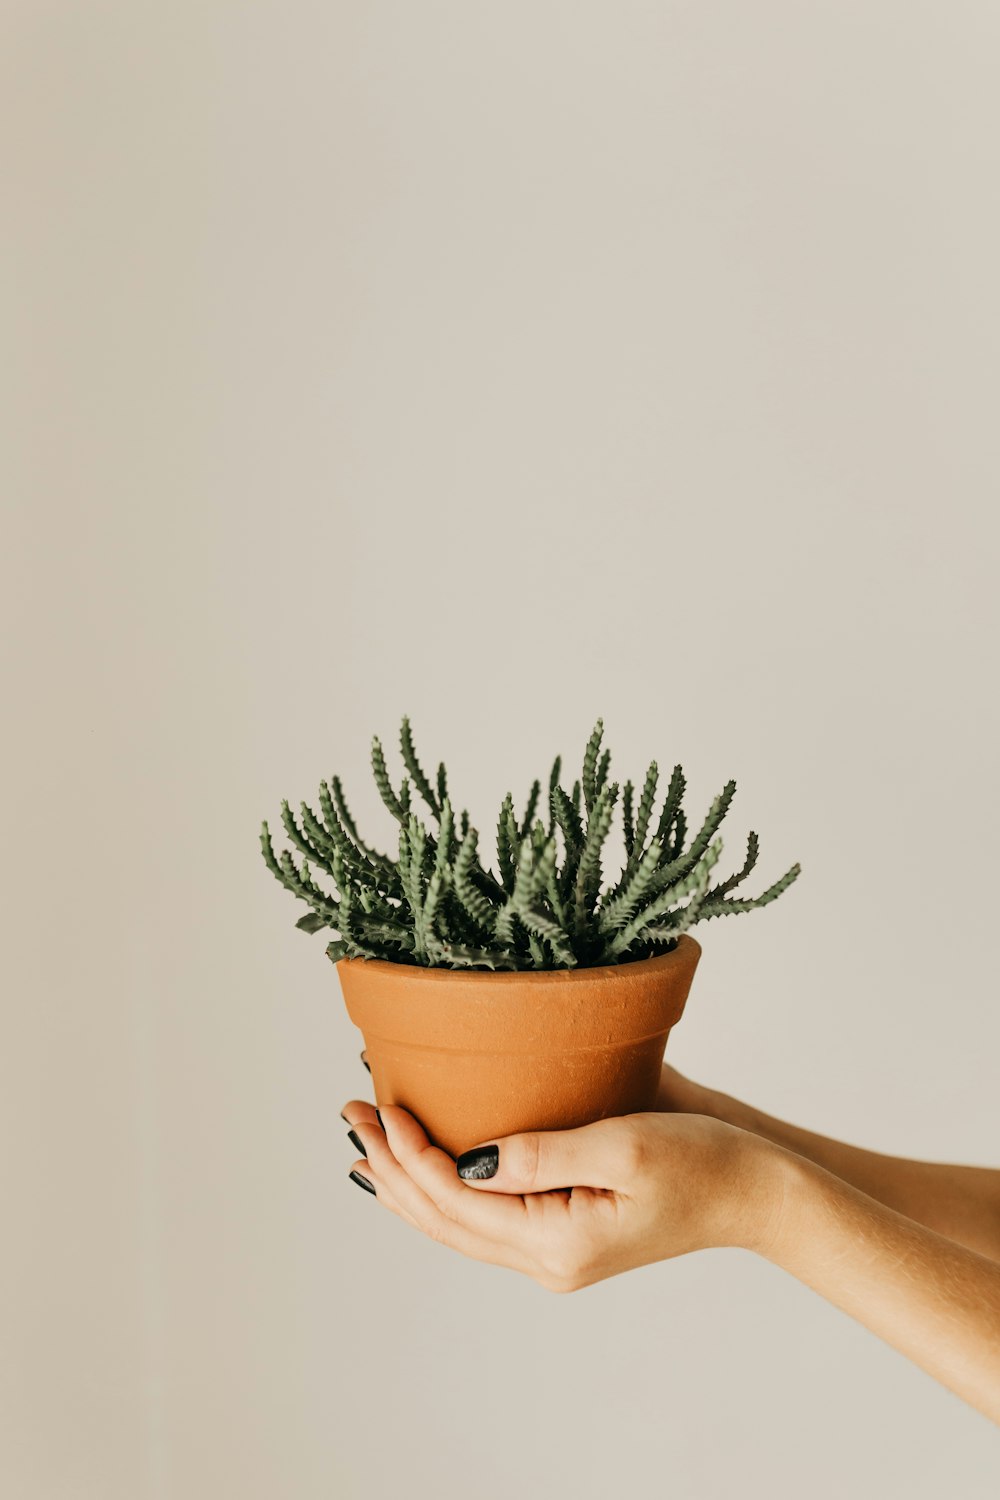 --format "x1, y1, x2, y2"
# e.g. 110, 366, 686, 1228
337, 932, 700, 986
